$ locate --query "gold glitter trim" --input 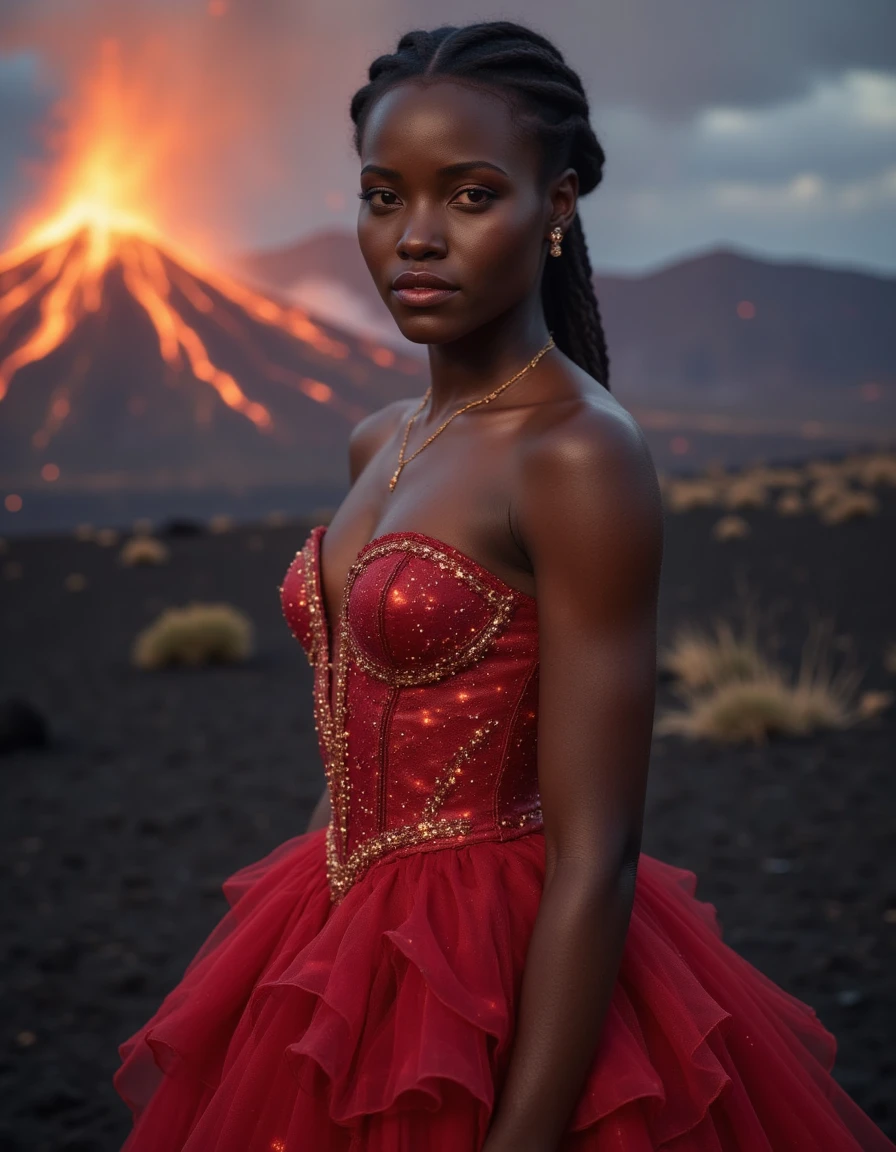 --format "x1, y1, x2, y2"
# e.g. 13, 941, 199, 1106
300, 535, 322, 667
345, 538, 518, 688
327, 716, 502, 902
